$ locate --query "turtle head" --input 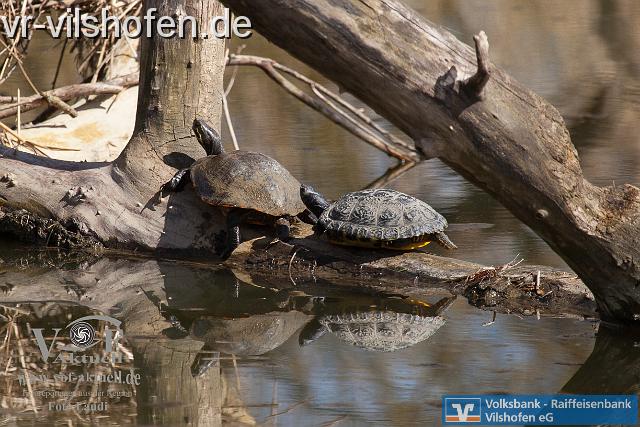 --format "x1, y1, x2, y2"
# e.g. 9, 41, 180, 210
193, 118, 224, 156
300, 184, 330, 217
